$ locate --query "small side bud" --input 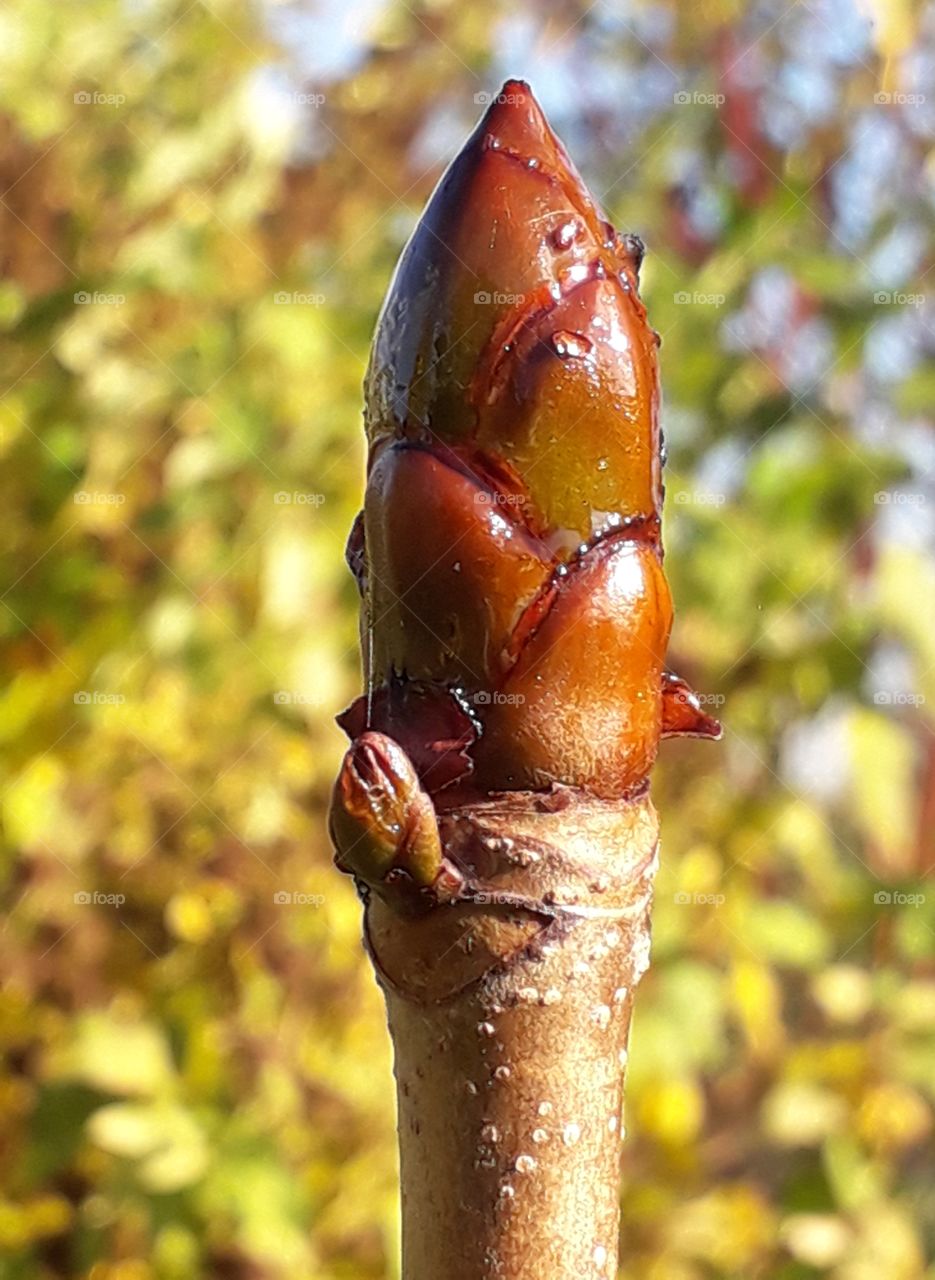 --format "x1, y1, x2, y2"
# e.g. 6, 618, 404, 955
660, 671, 722, 739
330, 731, 443, 896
